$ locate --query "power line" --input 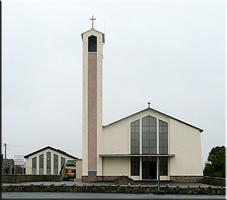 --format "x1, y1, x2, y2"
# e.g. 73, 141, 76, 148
2, 143, 39, 149
7, 146, 13, 158
65, 149, 82, 152
1, 143, 82, 153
